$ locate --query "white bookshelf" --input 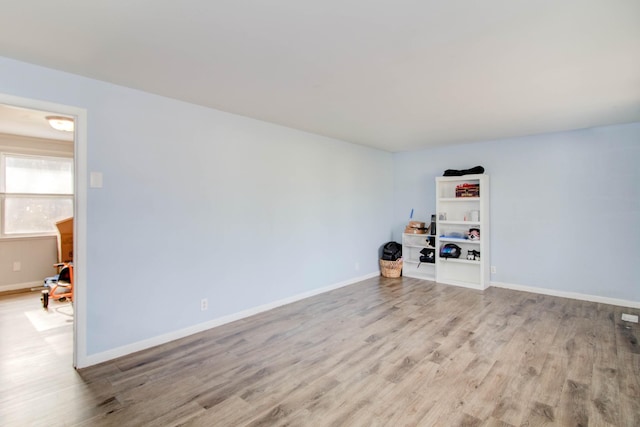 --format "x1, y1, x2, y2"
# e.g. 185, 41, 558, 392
402, 233, 436, 281
435, 174, 490, 289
